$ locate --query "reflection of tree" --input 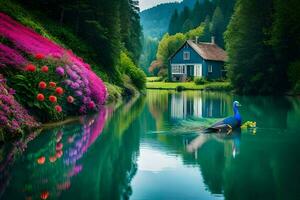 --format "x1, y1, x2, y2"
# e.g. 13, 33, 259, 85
0, 131, 39, 199
239, 96, 291, 129
147, 90, 170, 130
